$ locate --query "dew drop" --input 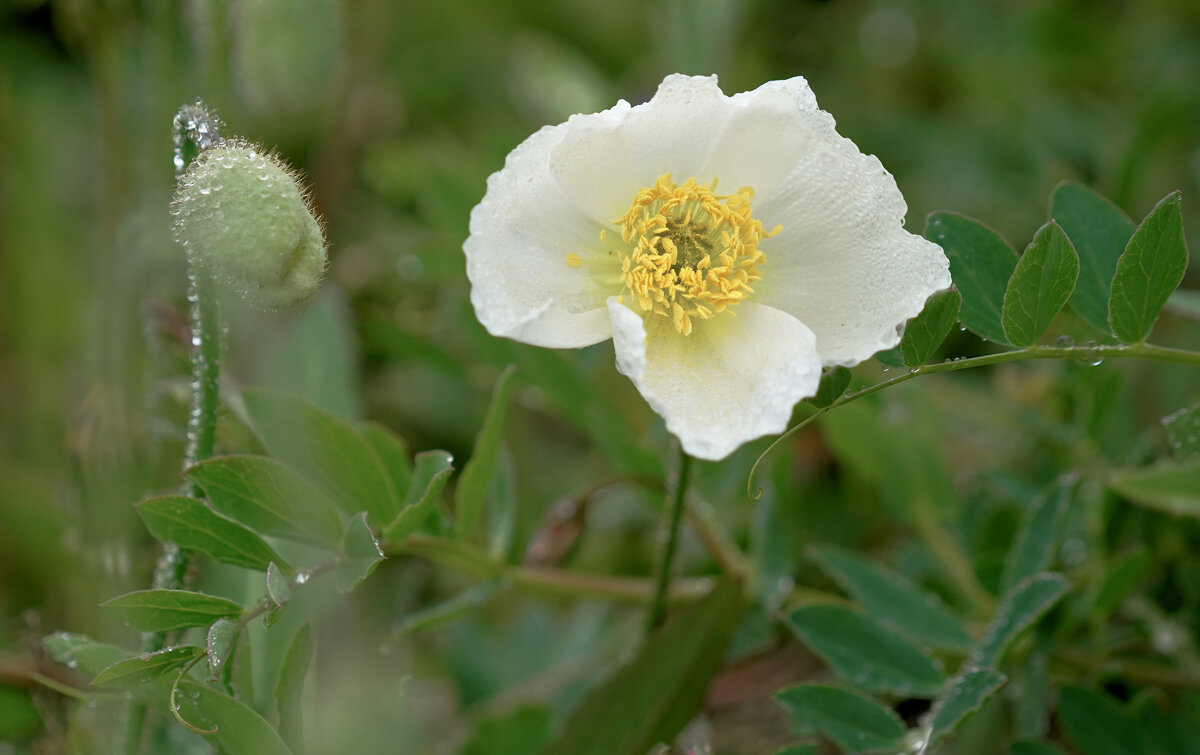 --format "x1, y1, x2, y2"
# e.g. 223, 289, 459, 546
1055, 334, 1074, 348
